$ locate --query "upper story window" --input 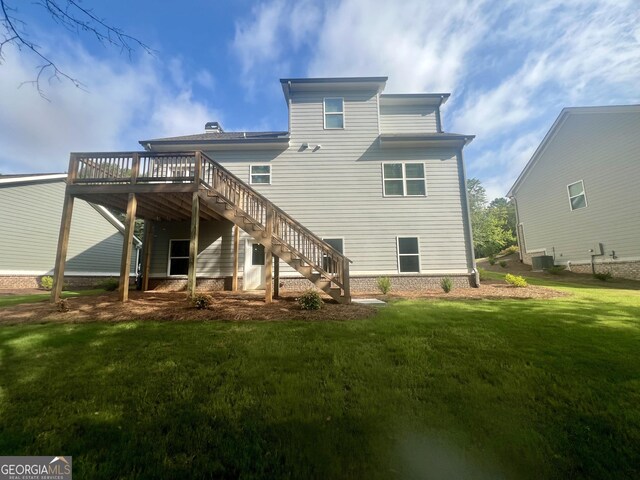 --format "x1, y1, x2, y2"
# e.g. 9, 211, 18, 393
324, 98, 344, 129
250, 165, 271, 184
382, 163, 426, 196
567, 180, 587, 210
